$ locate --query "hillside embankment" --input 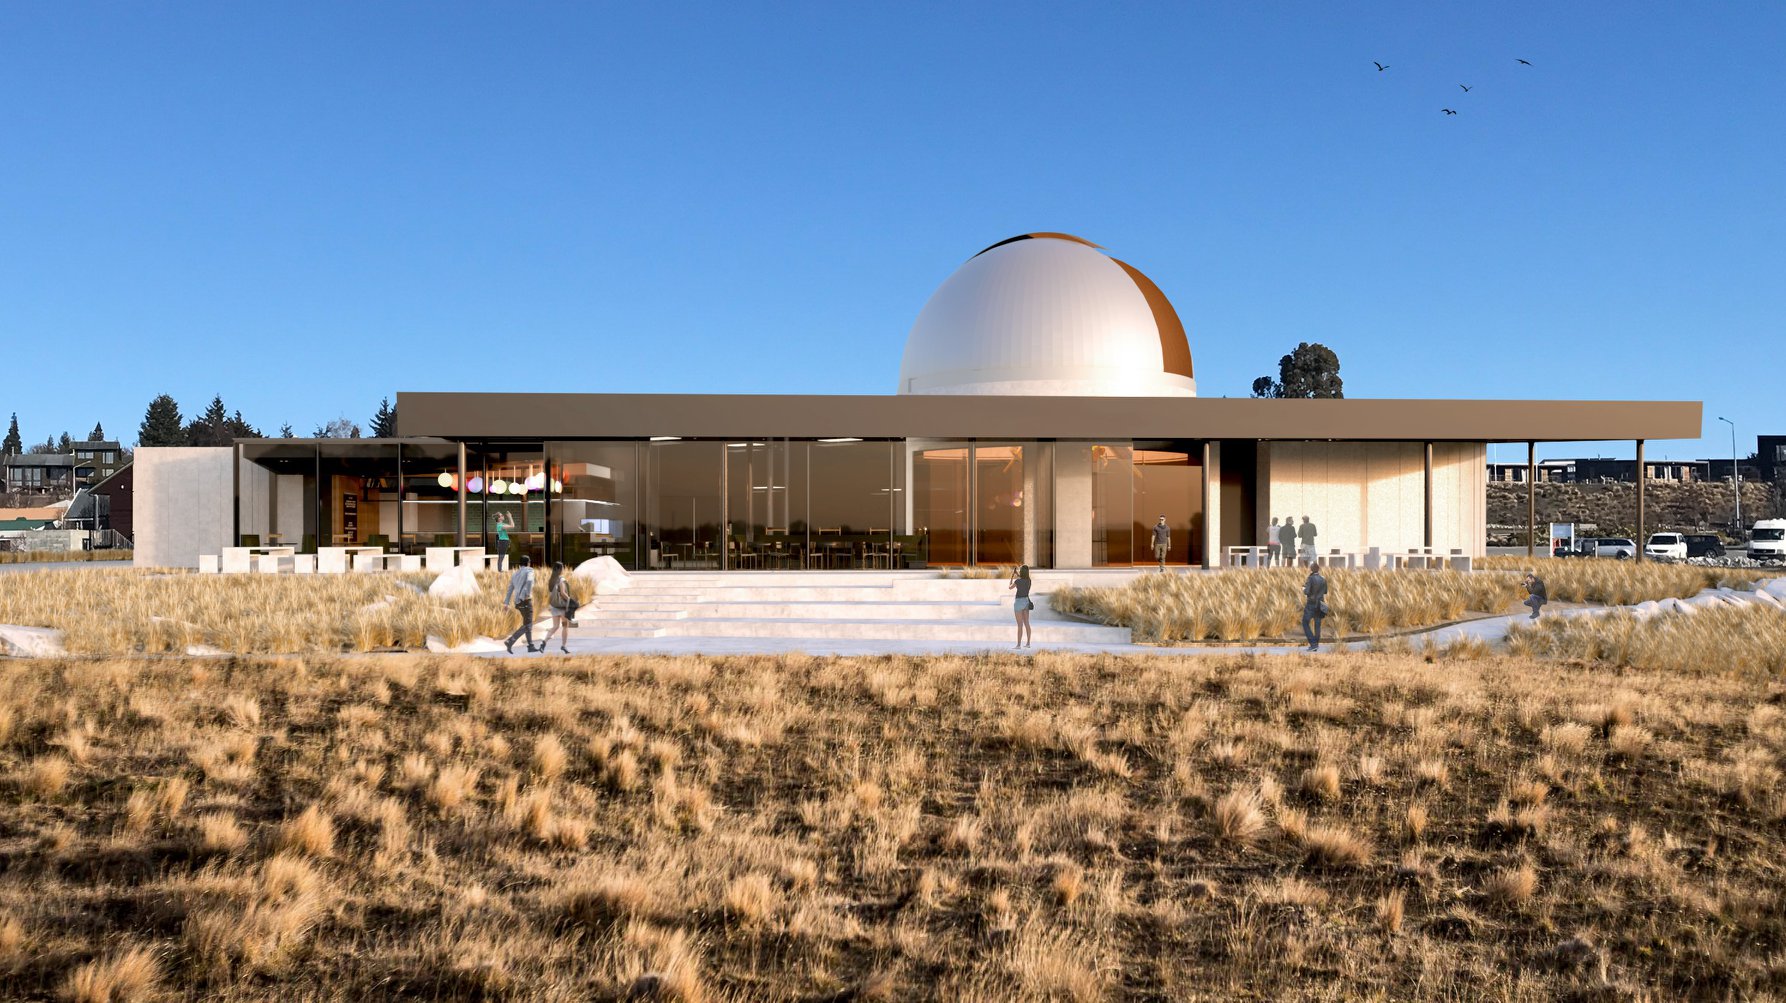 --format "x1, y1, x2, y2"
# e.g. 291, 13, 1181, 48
1488, 480, 1779, 541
